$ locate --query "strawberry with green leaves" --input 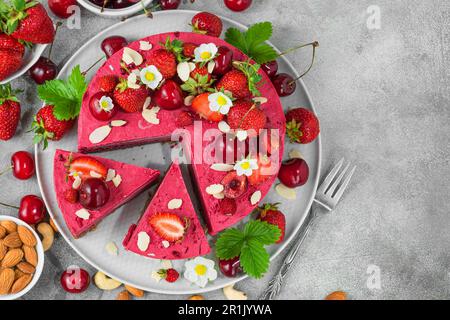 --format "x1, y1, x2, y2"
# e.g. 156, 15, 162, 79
0, 83, 21, 140
113, 78, 149, 113
191, 12, 223, 38
0, 33, 24, 81
1, 0, 55, 44
257, 203, 286, 244
32, 66, 87, 149
216, 61, 262, 99
285, 108, 320, 144
227, 99, 266, 132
